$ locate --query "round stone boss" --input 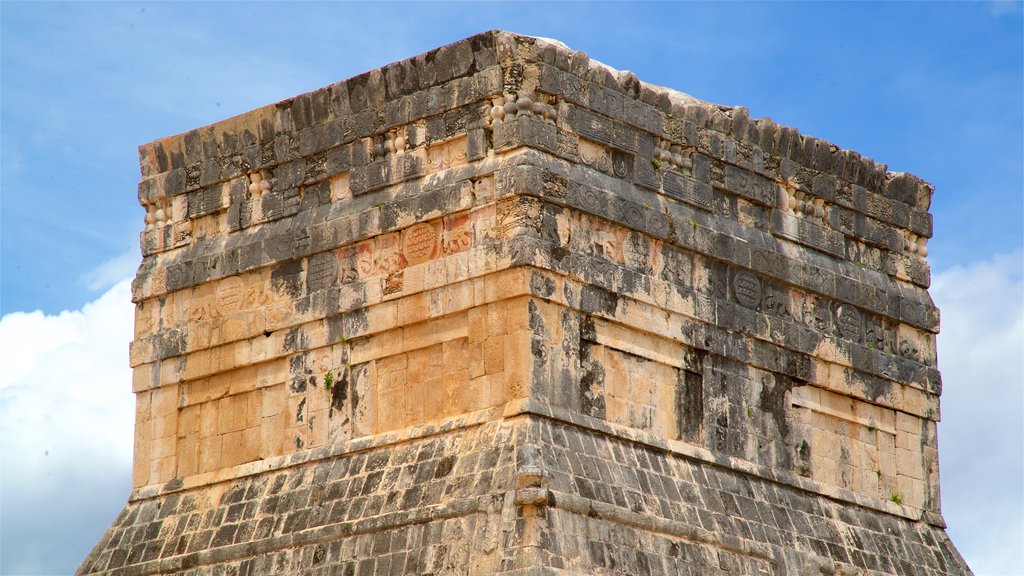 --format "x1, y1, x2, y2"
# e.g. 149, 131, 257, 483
733, 270, 762, 309
216, 276, 244, 315
402, 222, 438, 265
